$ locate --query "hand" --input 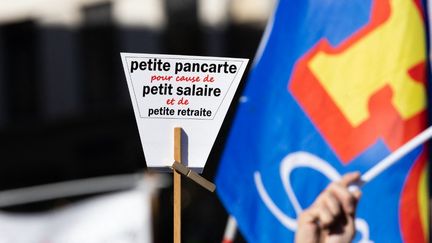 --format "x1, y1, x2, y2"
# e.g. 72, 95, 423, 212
295, 172, 362, 243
